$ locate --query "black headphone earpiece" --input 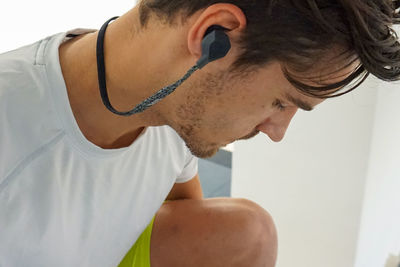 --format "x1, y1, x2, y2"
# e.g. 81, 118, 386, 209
196, 25, 231, 69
